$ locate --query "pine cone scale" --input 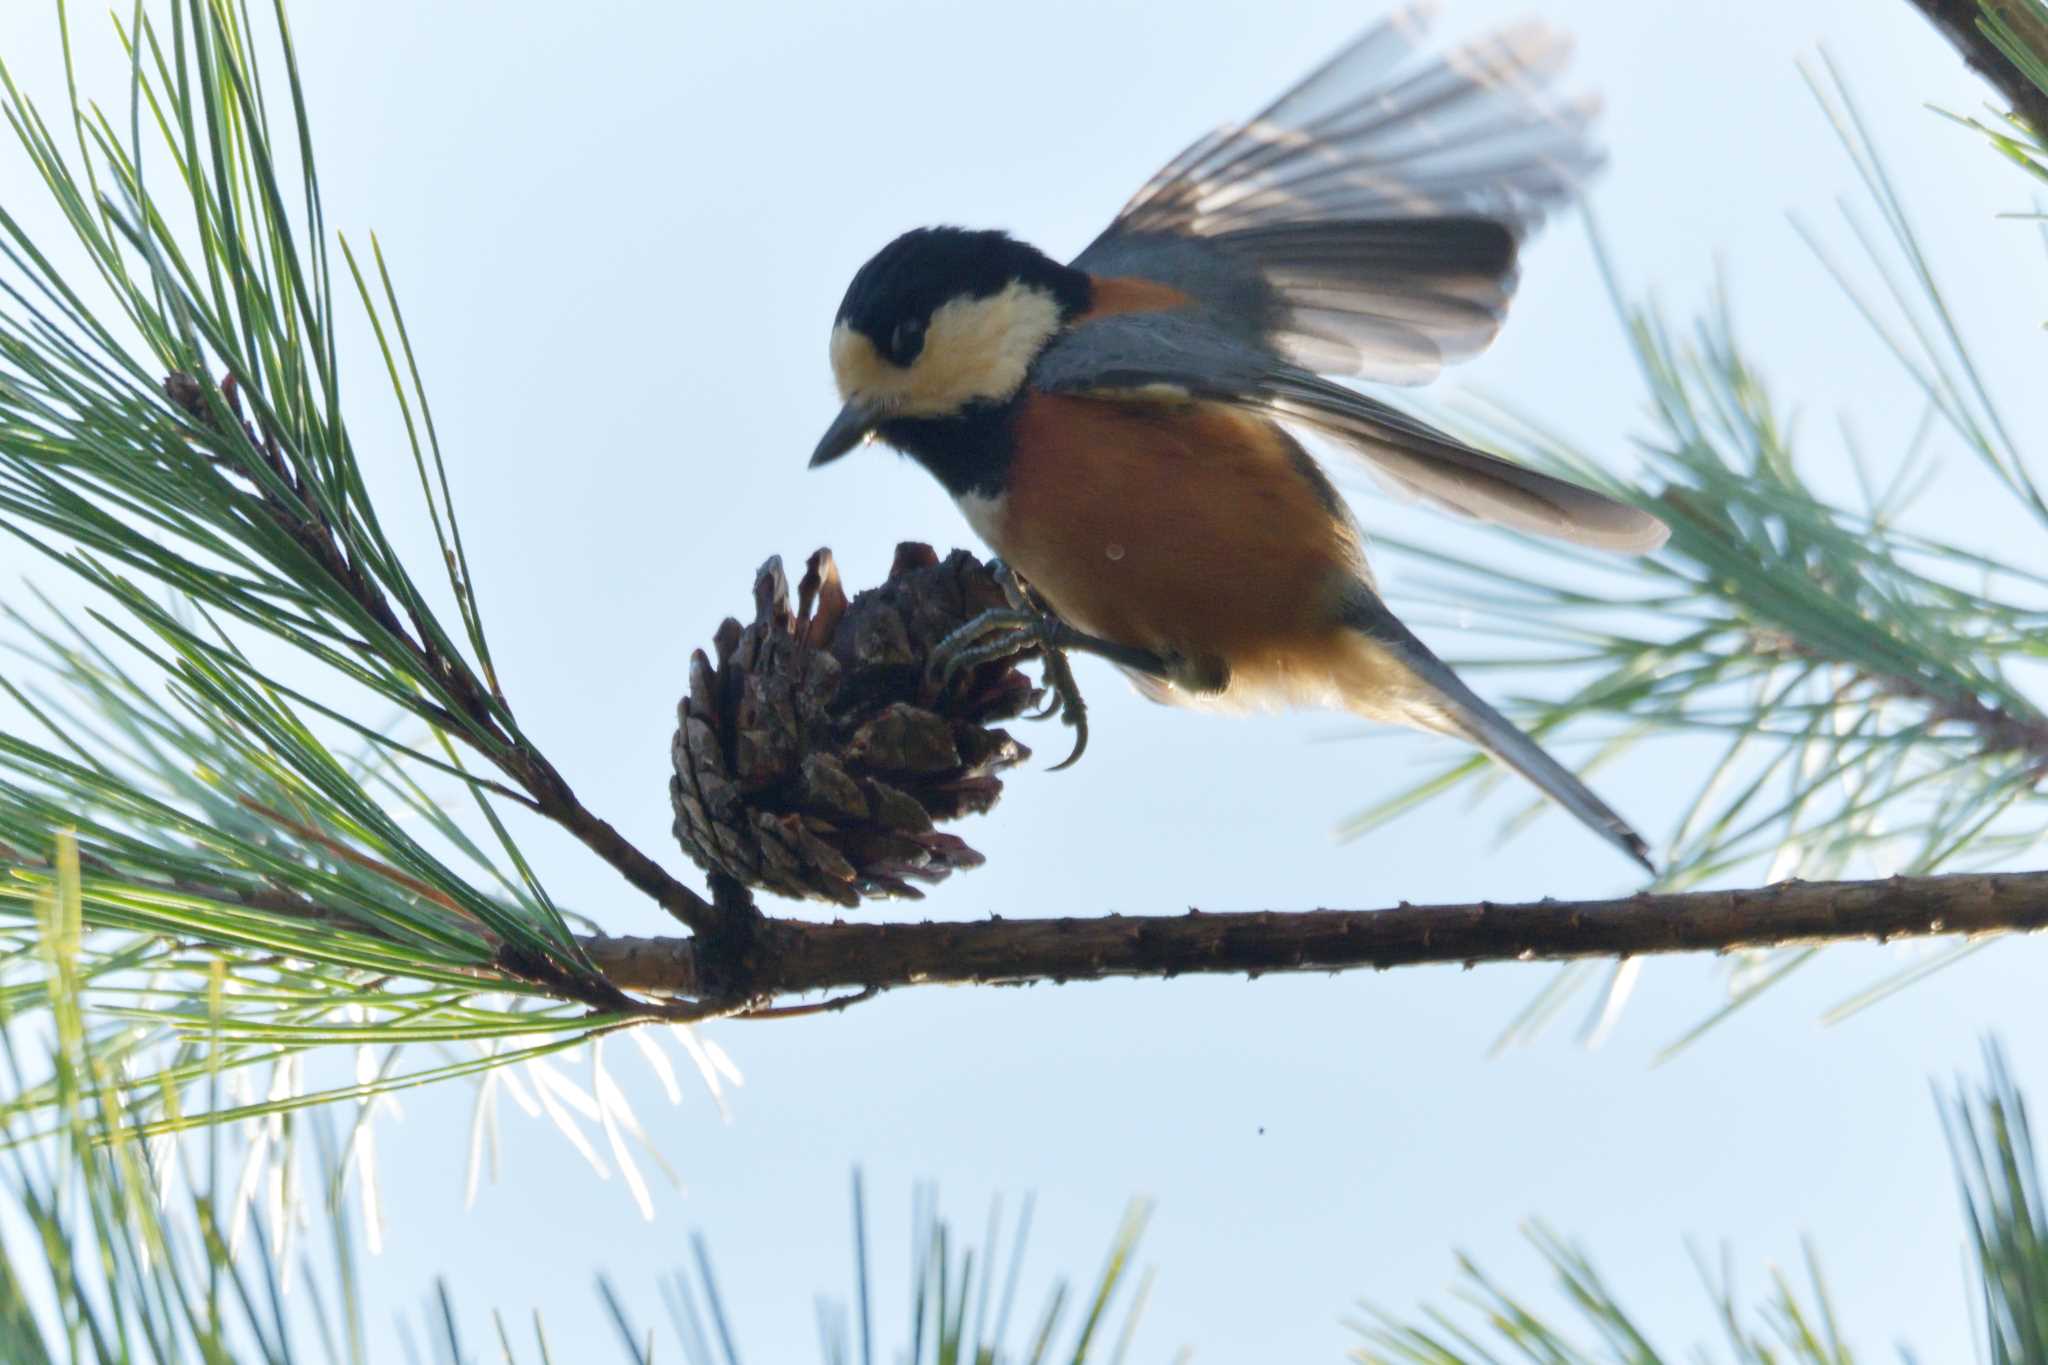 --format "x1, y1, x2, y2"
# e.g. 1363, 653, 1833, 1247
670, 545, 1044, 907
